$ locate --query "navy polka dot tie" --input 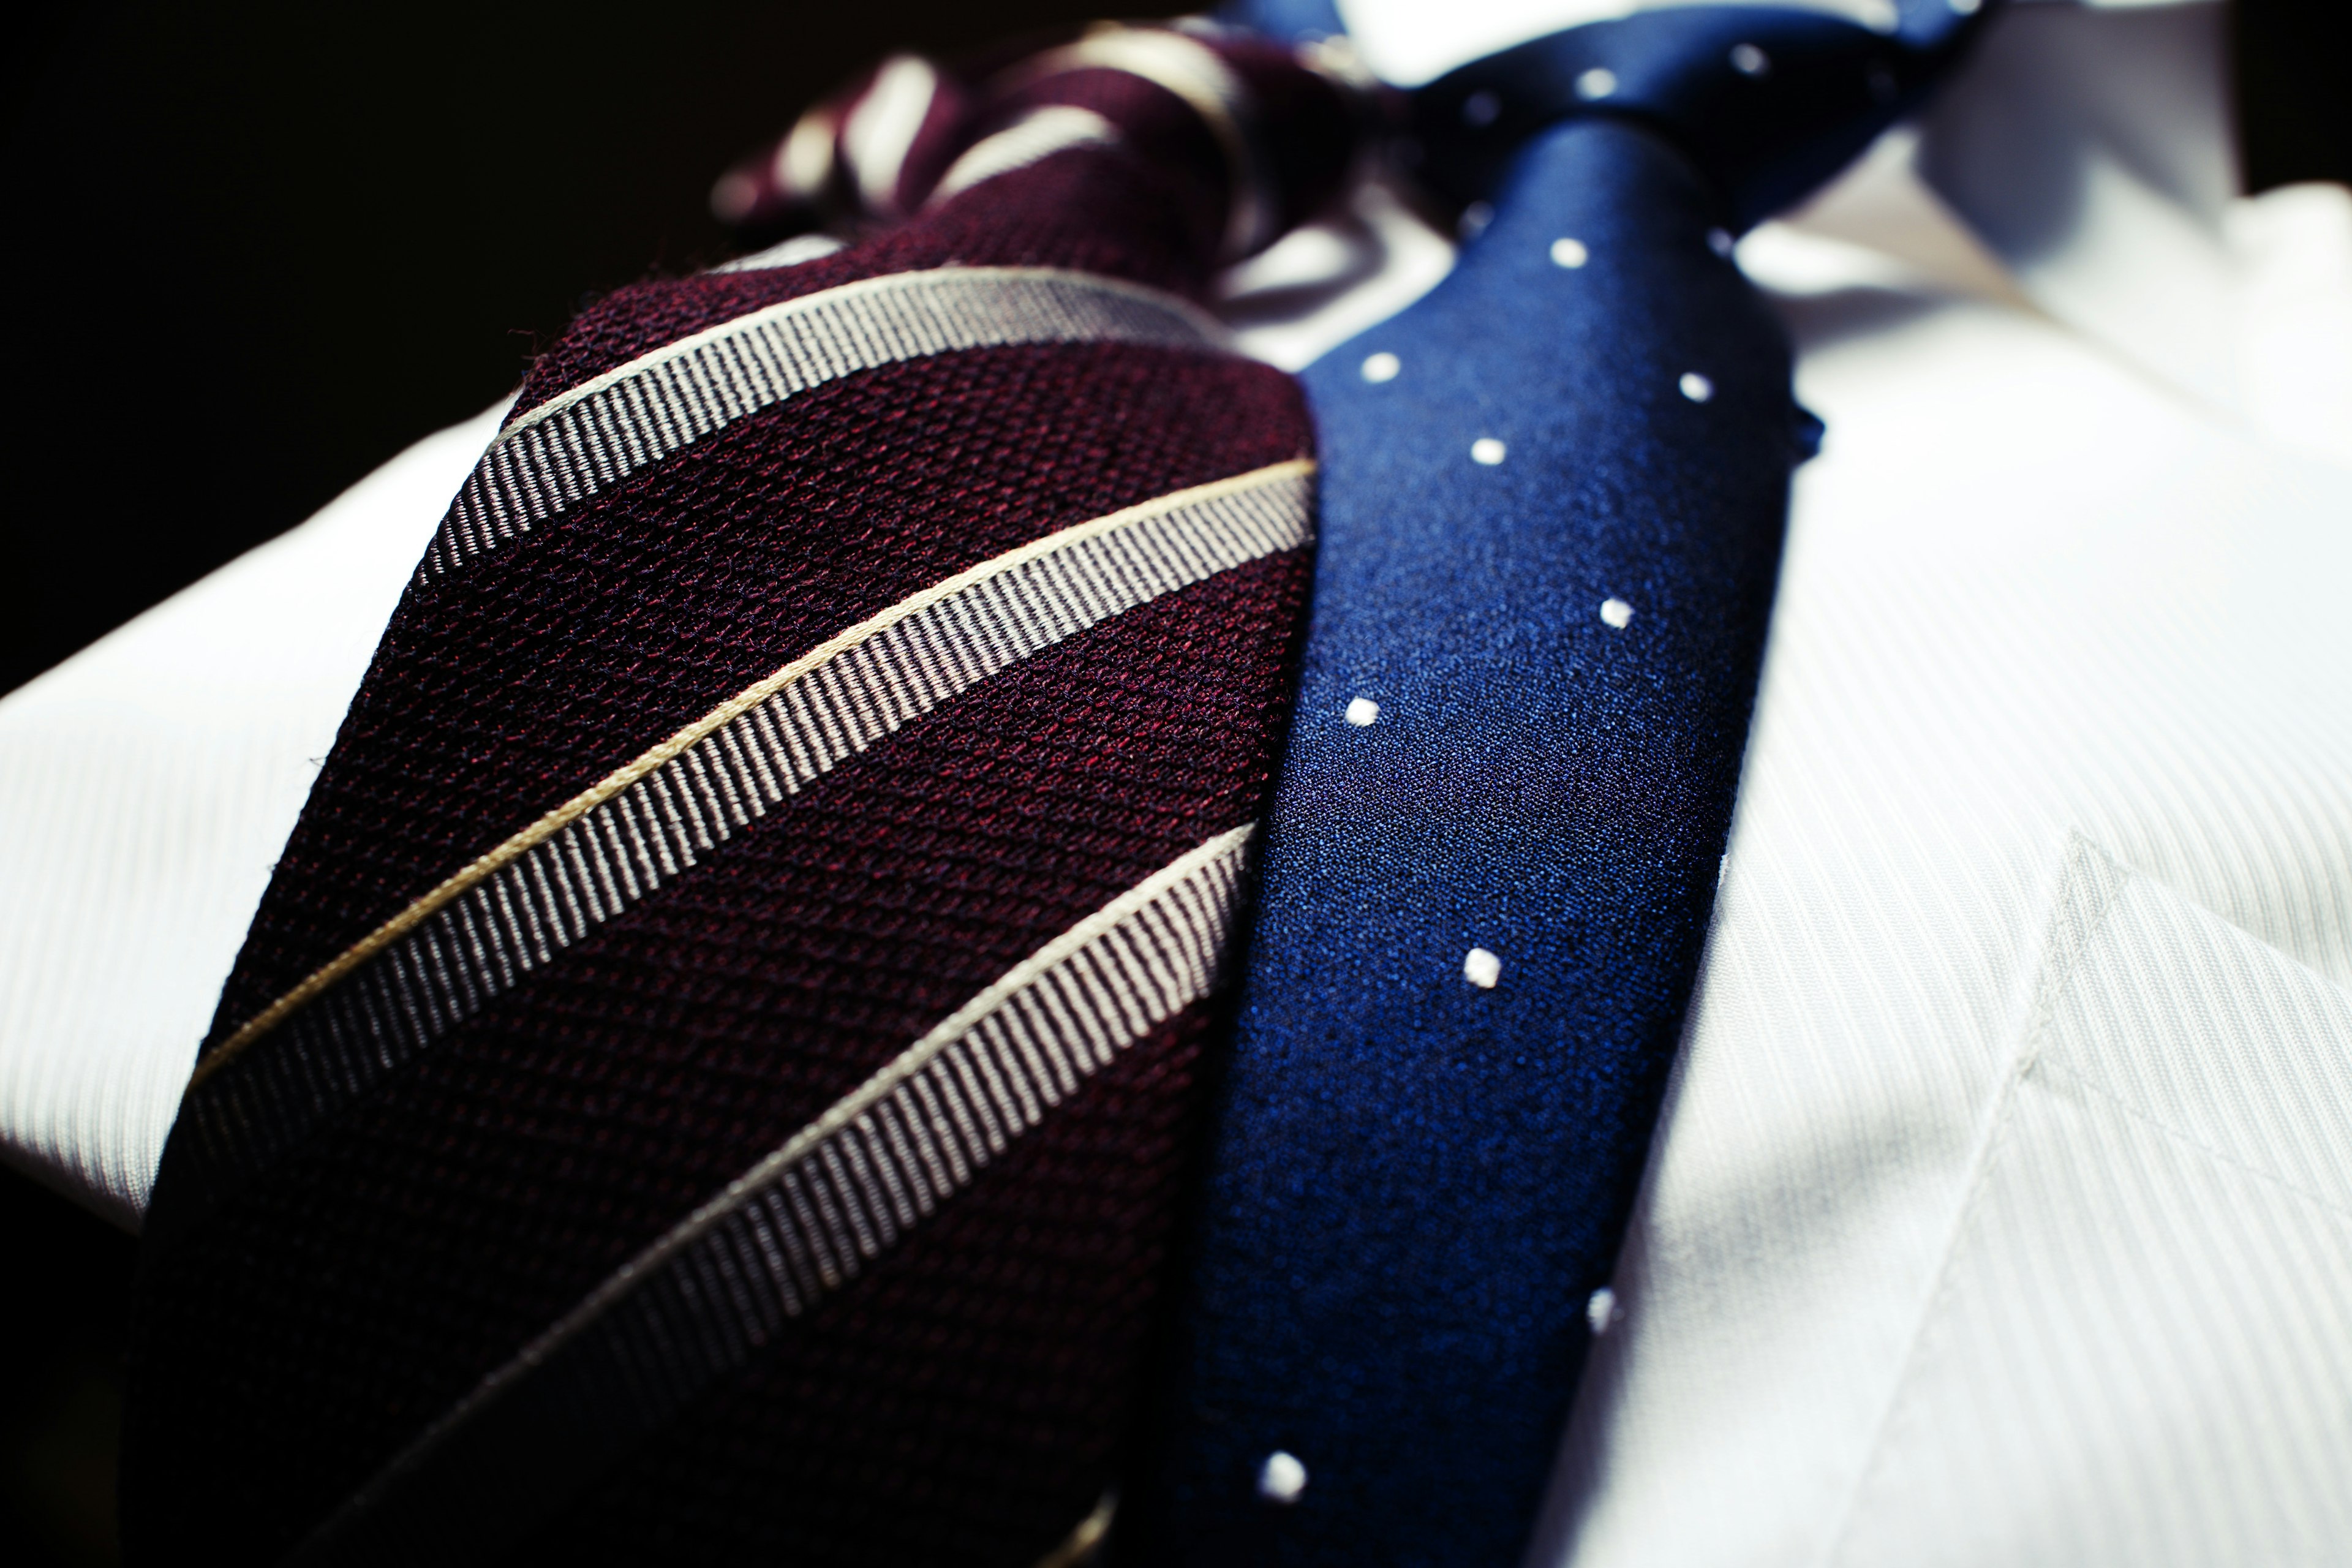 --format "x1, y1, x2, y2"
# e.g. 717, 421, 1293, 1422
1129, 5, 1997, 1564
